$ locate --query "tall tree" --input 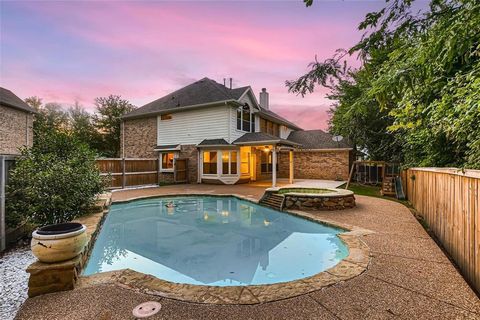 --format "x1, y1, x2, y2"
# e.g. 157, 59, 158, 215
68, 102, 102, 151
94, 95, 136, 157
288, 0, 480, 168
